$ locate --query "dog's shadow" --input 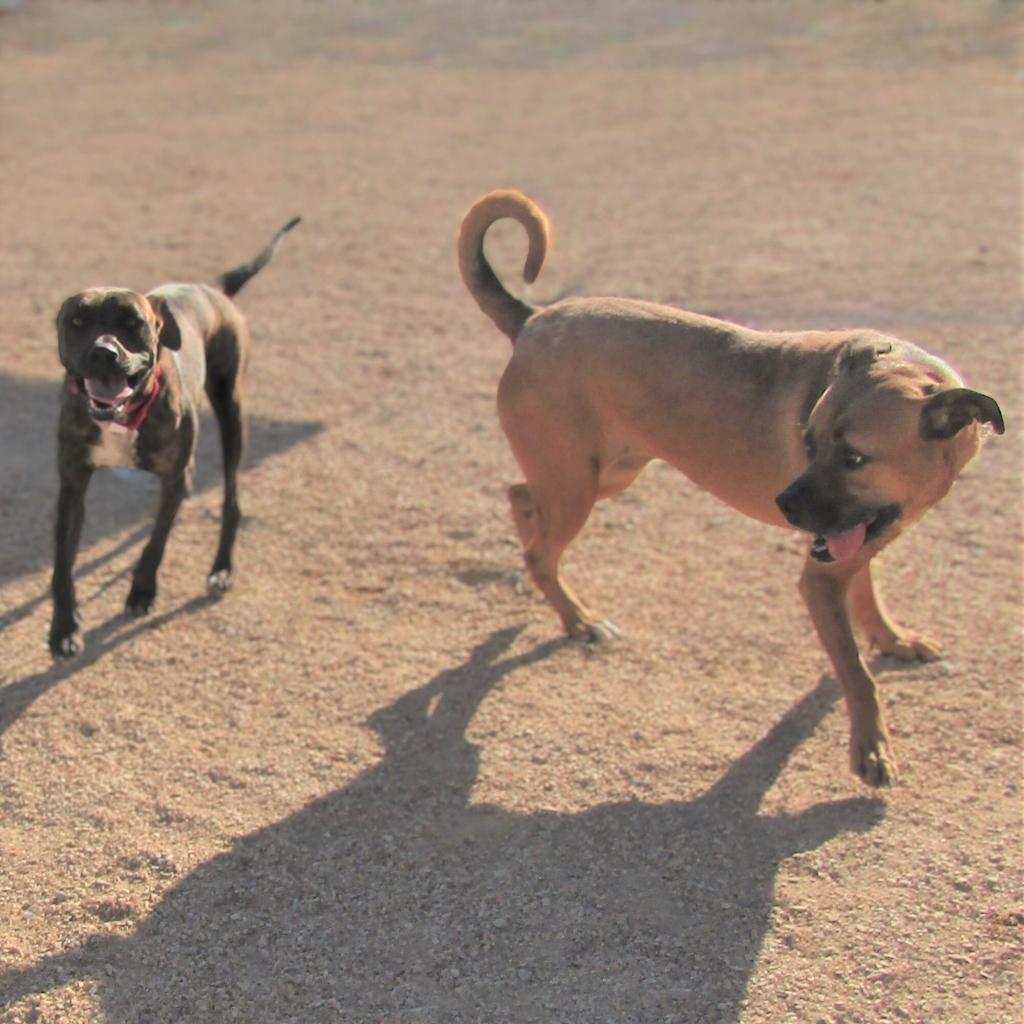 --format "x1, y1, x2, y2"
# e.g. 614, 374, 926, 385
0, 371, 324, 629
0, 593, 215, 743
0, 626, 884, 1023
